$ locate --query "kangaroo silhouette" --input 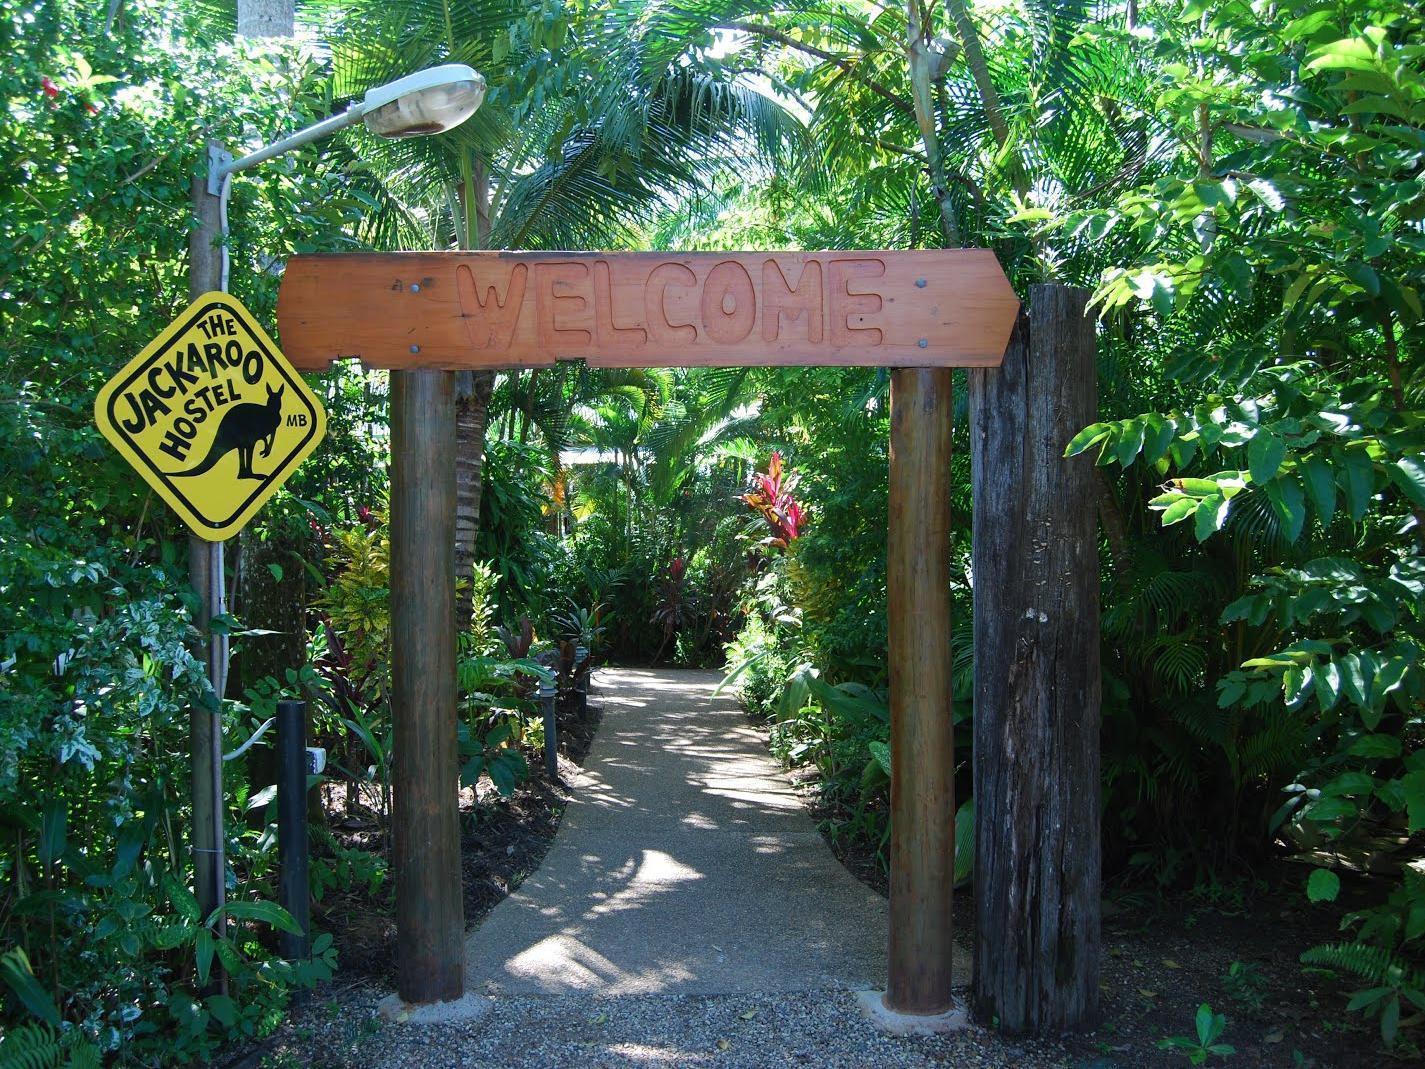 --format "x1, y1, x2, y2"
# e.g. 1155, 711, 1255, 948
168, 384, 284, 480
